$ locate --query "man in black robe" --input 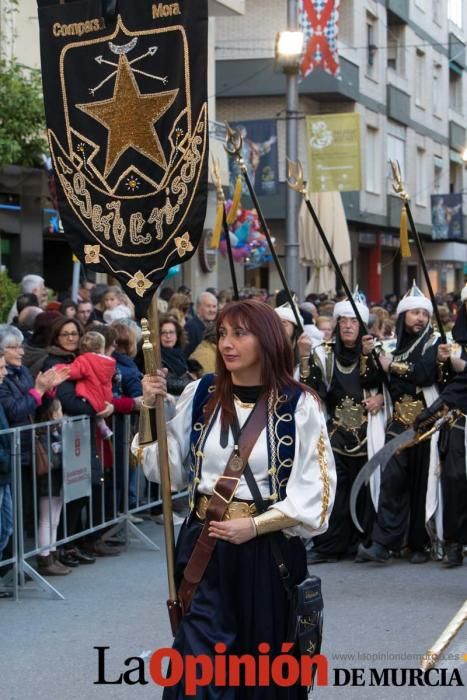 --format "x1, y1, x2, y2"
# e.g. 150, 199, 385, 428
357, 283, 446, 565
412, 285, 467, 567
304, 296, 384, 563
